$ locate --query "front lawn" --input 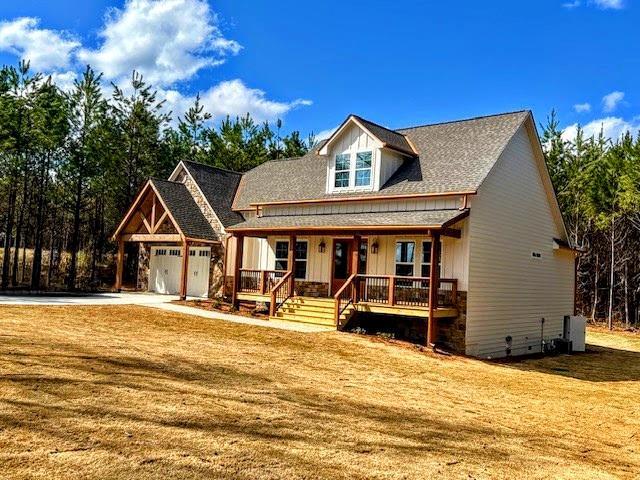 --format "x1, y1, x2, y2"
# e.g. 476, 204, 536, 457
0, 306, 638, 479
